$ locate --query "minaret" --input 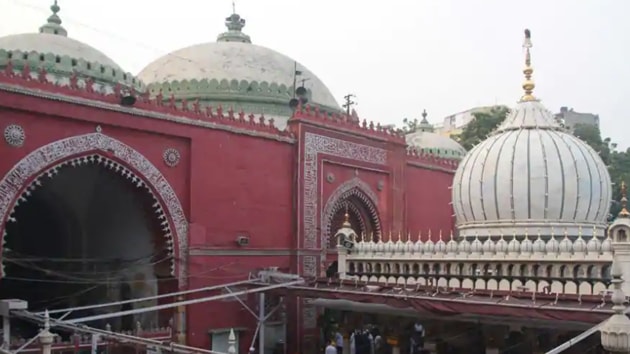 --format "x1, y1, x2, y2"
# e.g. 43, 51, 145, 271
216, 3, 251, 44
39, 0, 68, 37
610, 181, 630, 294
